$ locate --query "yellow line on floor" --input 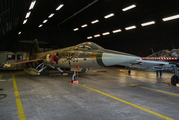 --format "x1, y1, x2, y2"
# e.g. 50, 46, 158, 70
130, 84, 179, 97
60, 77, 173, 120
12, 74, 26, 120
